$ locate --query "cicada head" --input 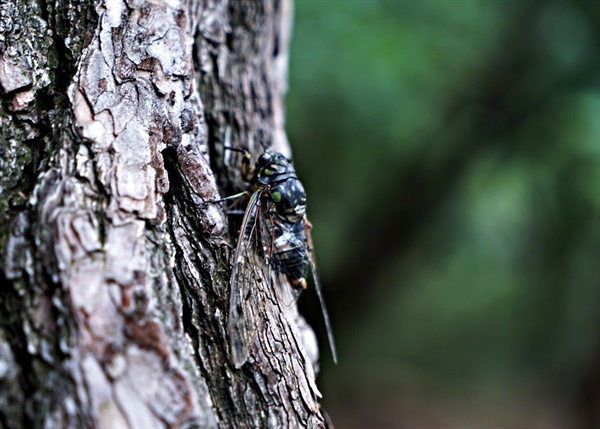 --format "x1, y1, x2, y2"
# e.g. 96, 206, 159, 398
253, 150, 296, 186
